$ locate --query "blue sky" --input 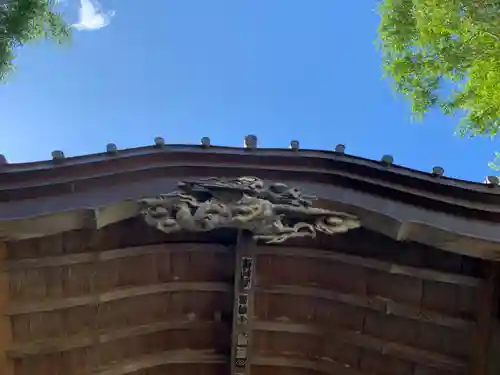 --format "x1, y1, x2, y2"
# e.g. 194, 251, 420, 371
0, 0, 498, 182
